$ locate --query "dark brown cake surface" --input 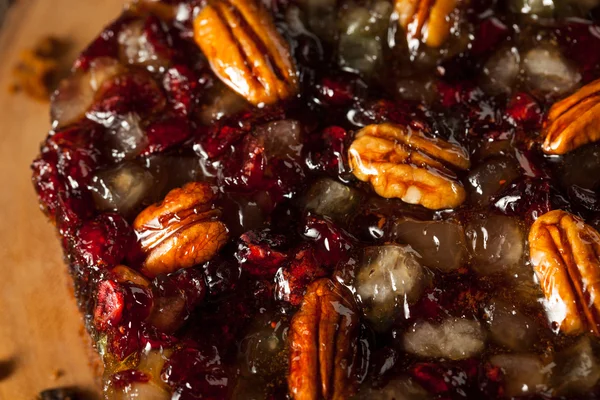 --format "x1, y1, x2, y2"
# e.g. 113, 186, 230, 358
31, 0, 600, 398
